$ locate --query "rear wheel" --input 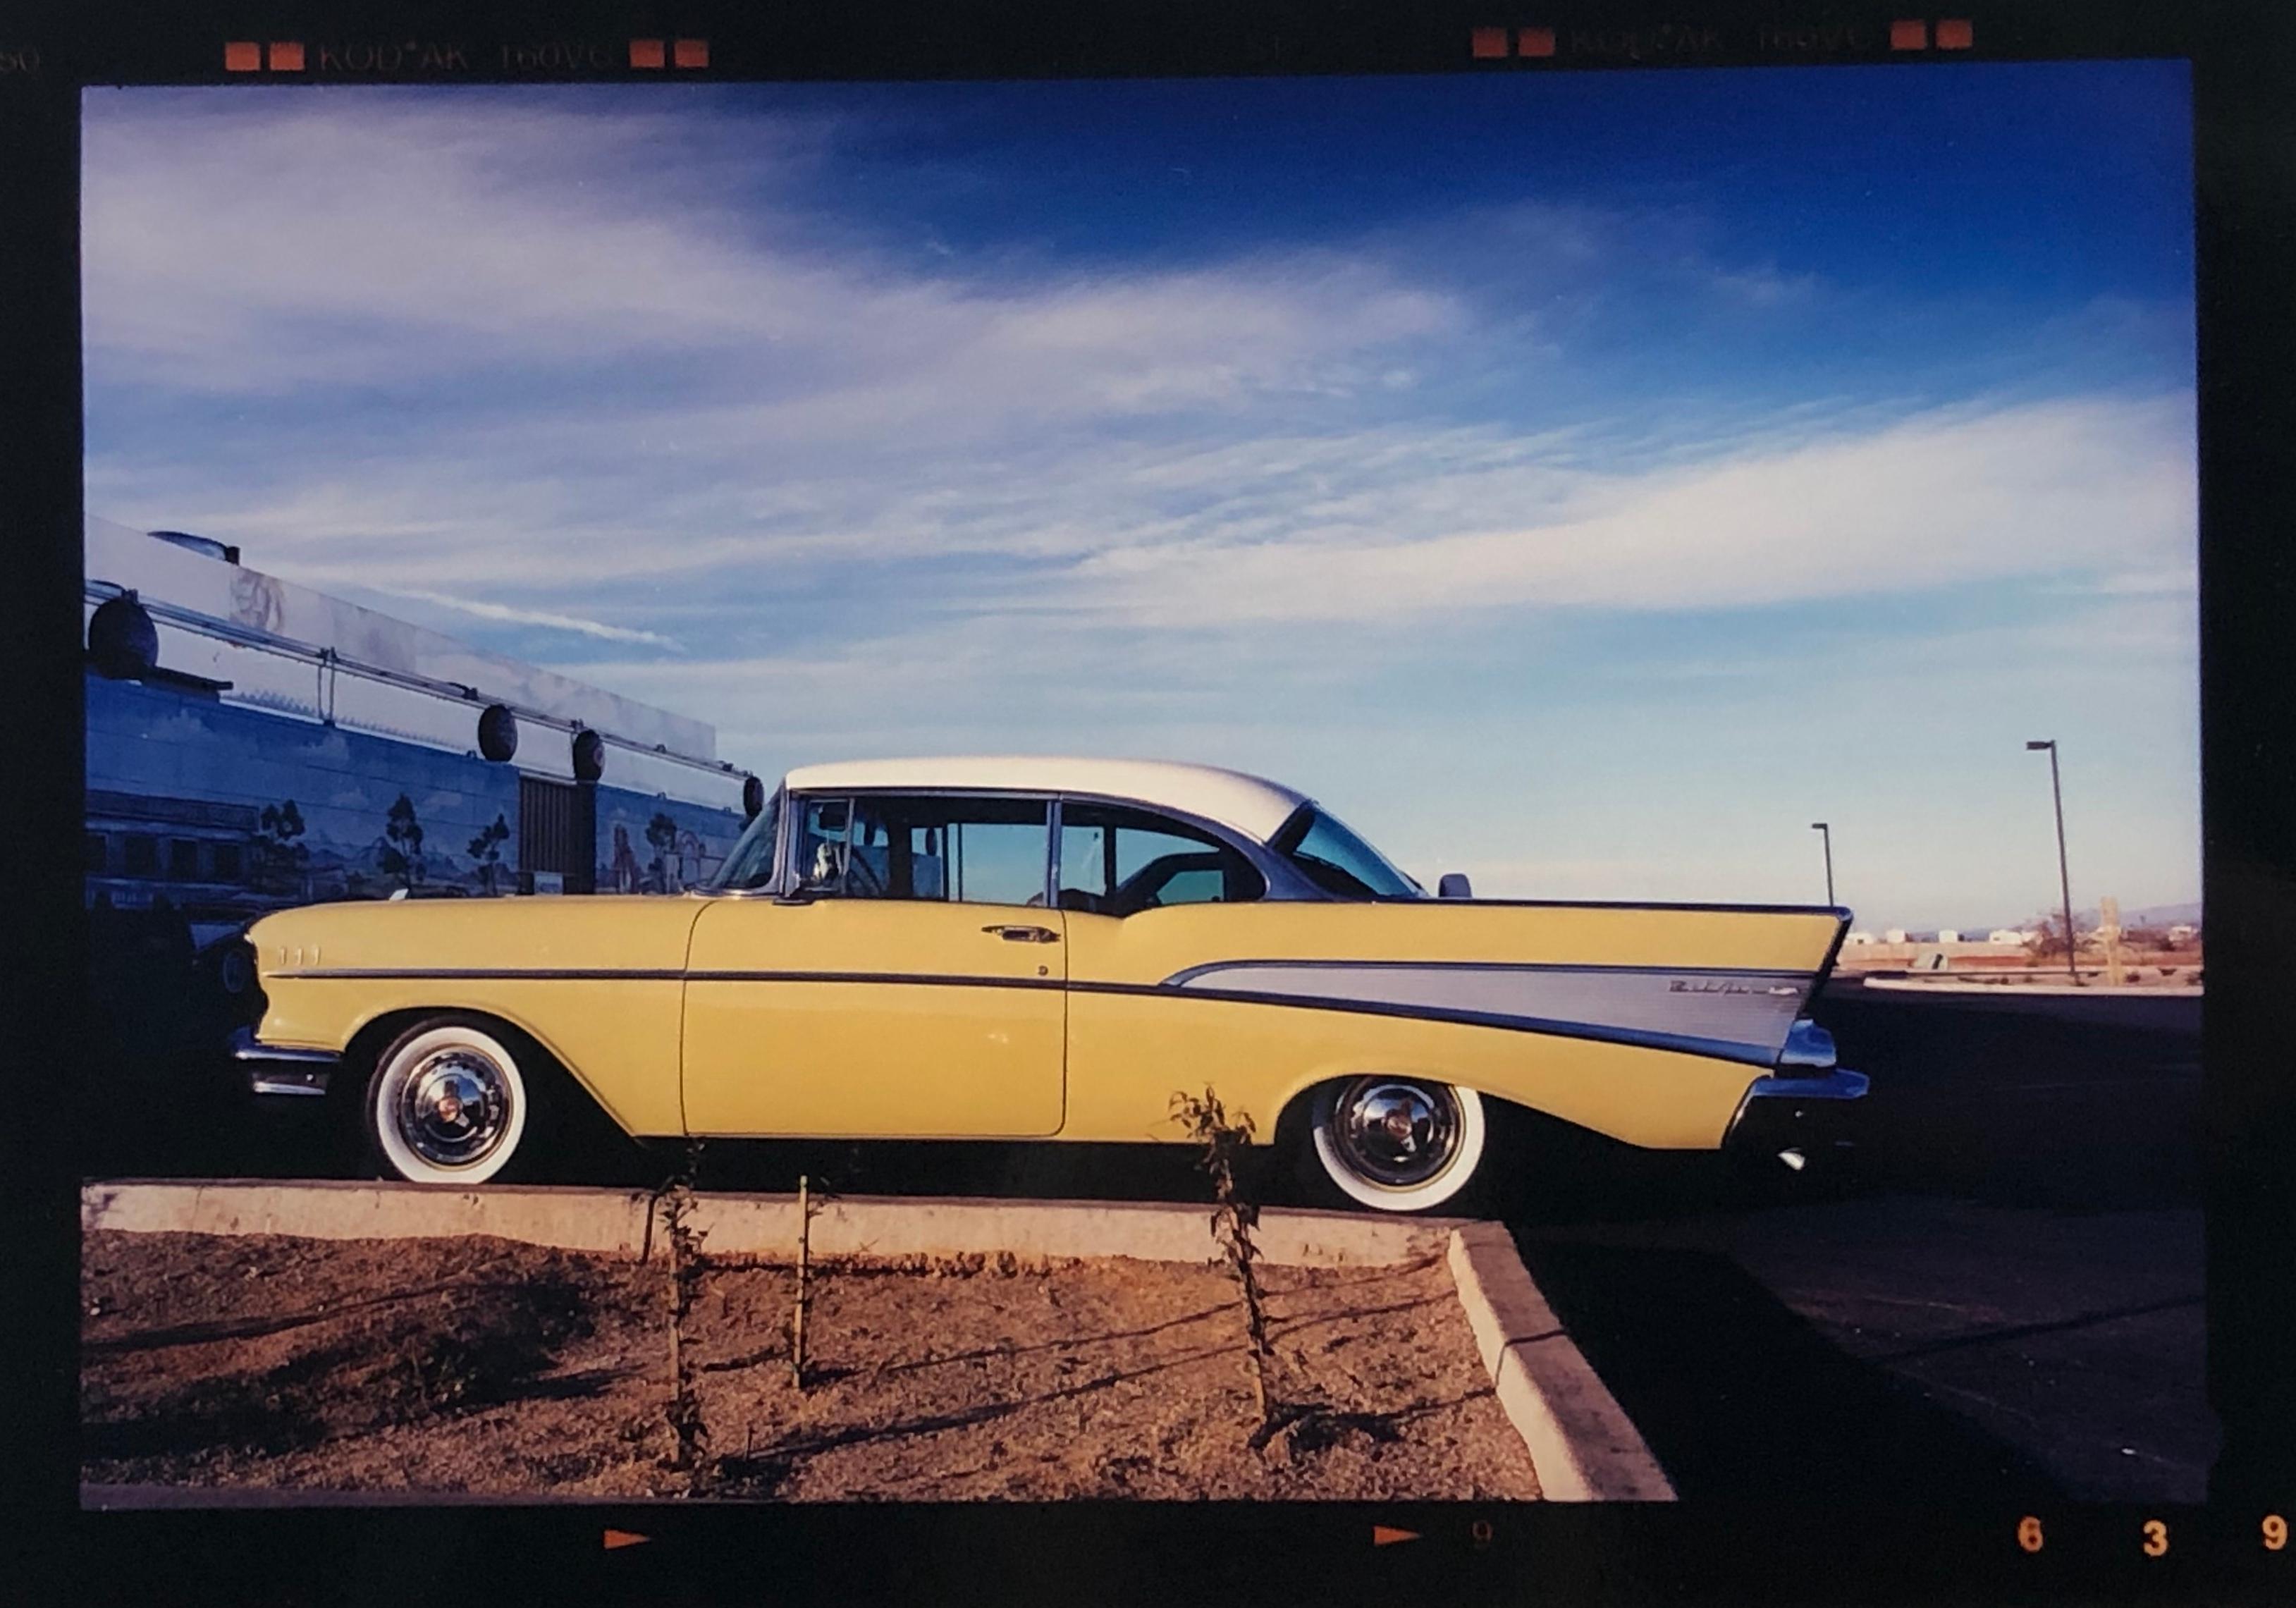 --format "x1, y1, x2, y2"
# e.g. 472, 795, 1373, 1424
1306, 1075, 1487, 1212
363, 1016, 534, 1185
